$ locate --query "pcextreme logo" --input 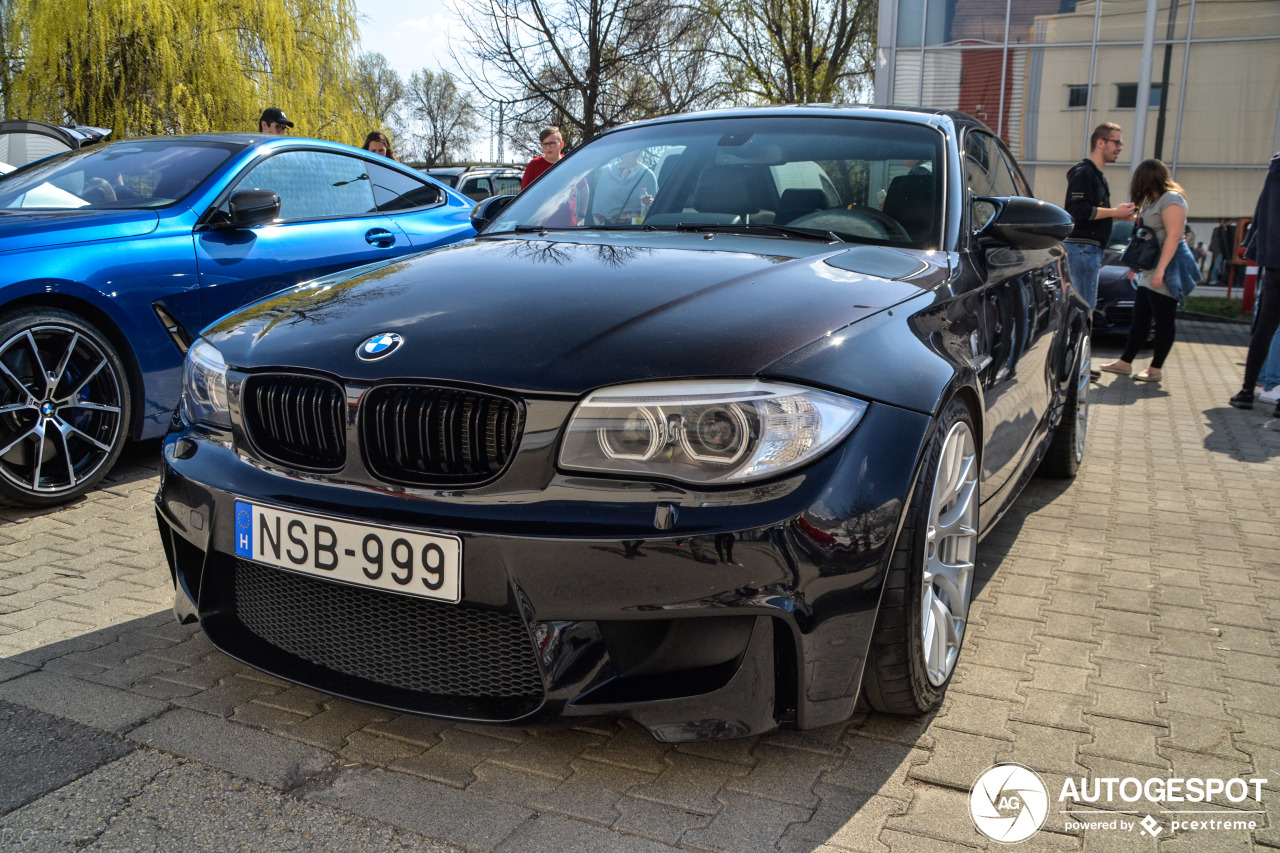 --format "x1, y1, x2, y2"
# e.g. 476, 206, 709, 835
969, 764, 1050, 843
969, 763, 1268, 844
